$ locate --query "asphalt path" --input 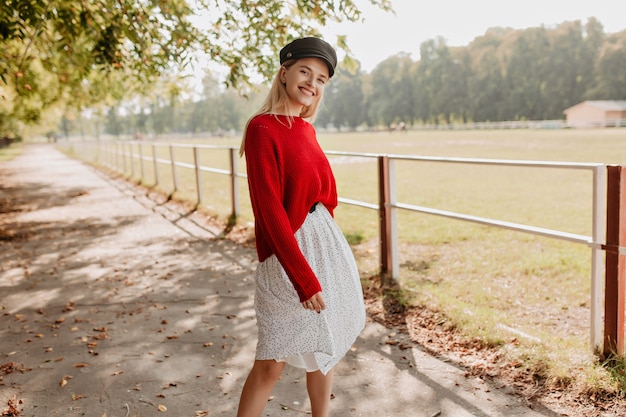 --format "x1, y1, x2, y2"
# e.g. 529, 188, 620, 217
0, 144, 557, 417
